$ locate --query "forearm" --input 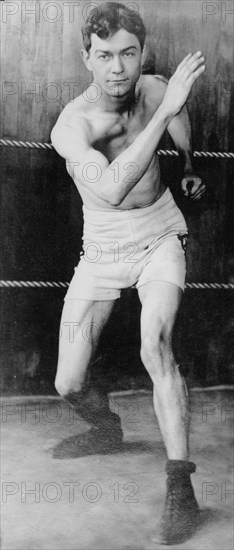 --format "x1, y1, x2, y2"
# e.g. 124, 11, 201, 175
102, 105, 173, 205
180, 149, 195, 175
167, 106, 196, 175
